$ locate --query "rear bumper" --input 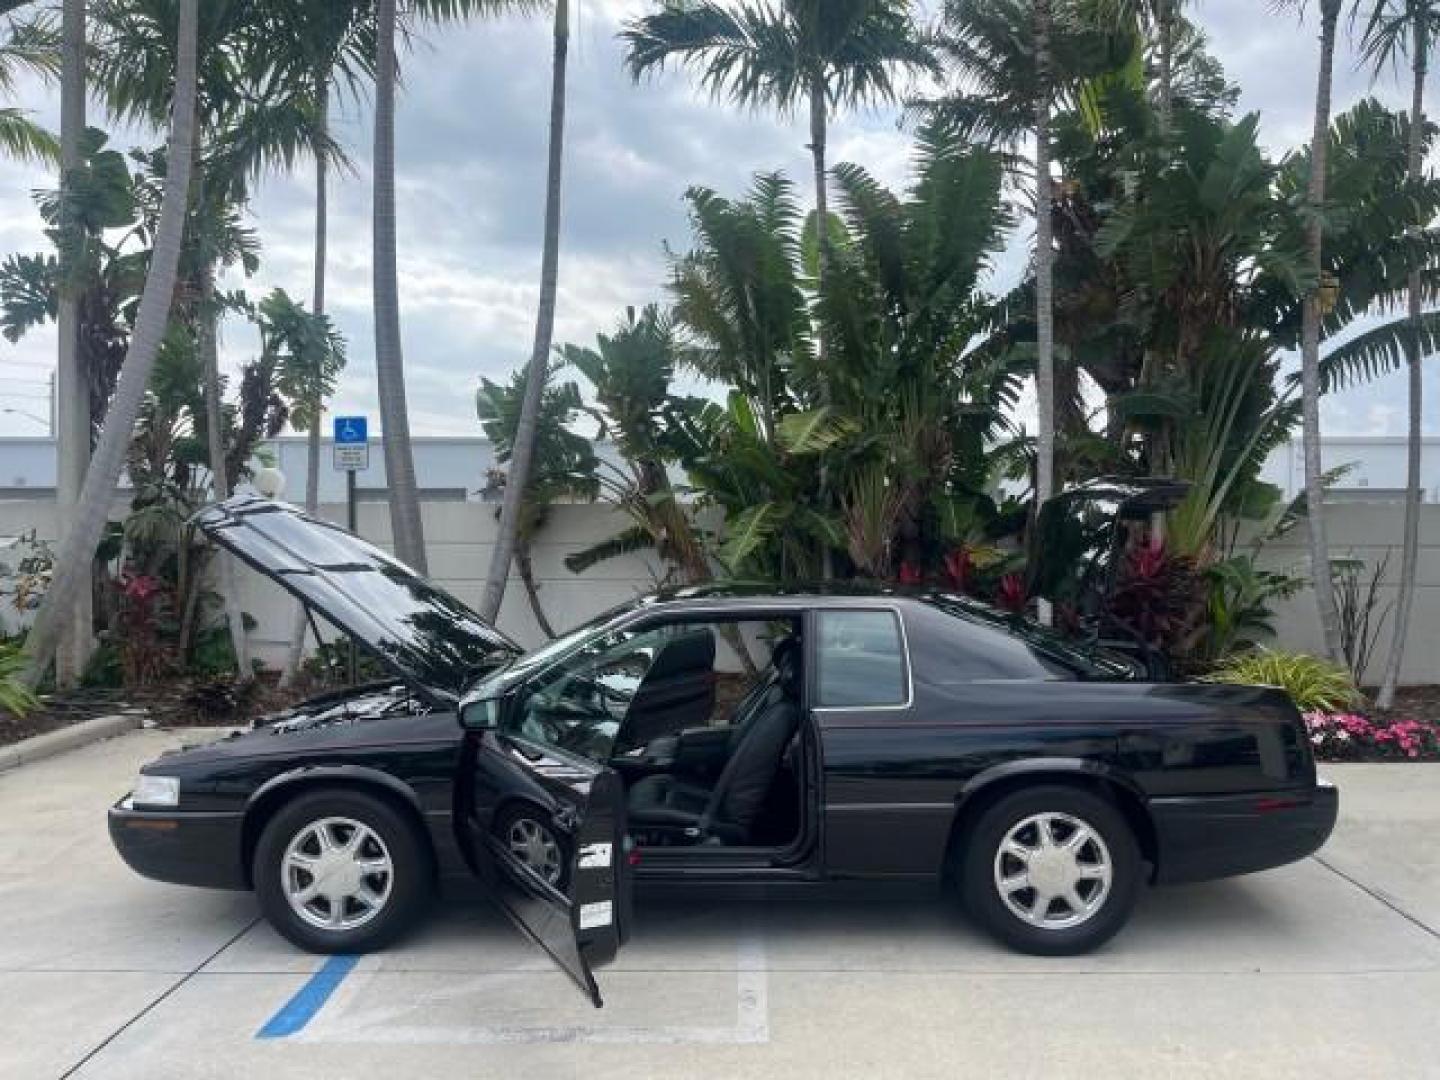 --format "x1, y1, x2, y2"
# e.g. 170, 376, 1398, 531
1150, 779, 1338, 885
108, 796, 248, 890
